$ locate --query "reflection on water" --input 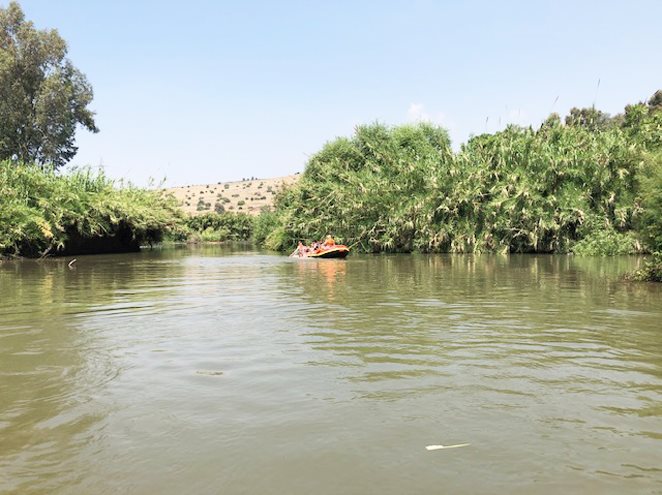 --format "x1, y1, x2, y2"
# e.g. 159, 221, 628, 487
1, 248, 661, 494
